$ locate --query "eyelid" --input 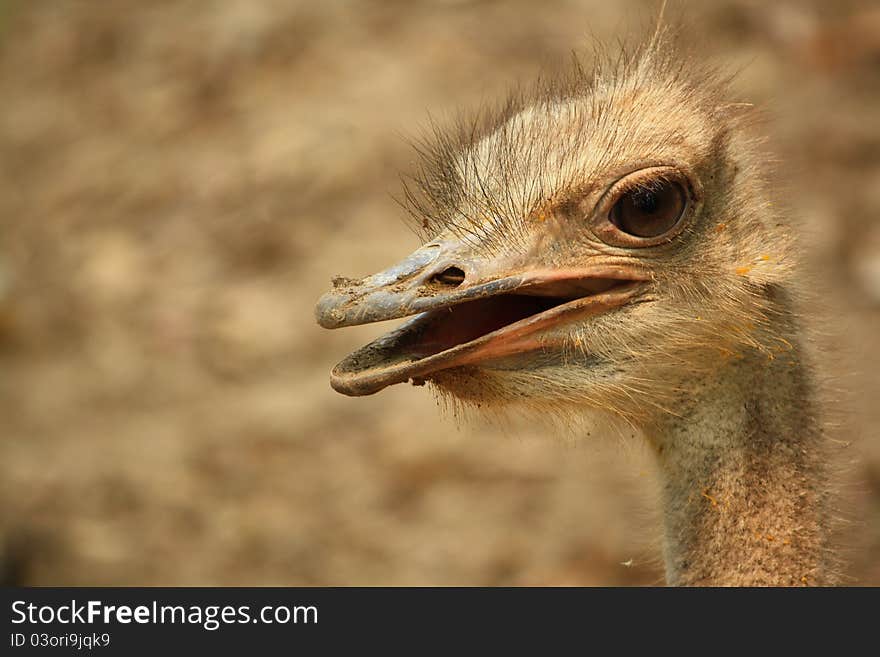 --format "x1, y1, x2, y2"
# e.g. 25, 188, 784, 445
607, 167, 682, 200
